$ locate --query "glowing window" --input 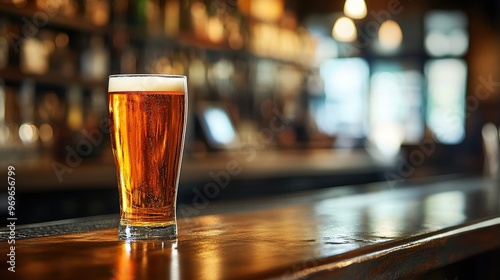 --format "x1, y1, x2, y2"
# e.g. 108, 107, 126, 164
318, 58, 369, 138
425, 59, 467, 144
370, 62, 424, 145
424, 11, 468, 57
